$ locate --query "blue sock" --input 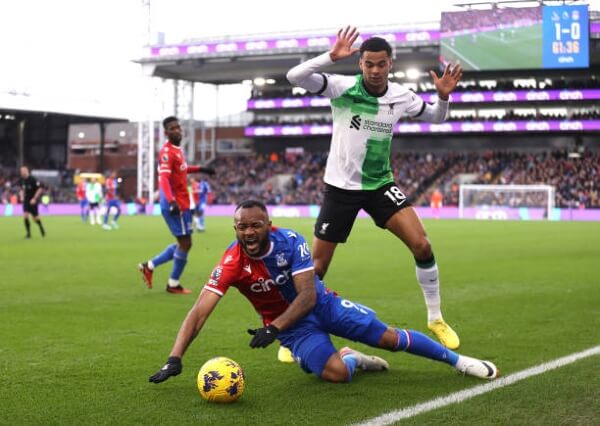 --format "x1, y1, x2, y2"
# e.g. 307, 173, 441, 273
103, 211, 110, 225
170, 248, 188, 281
113, 207, 121, 222
395, 329, 459, 366
199, 215, 205, 227
341, 353, 358, 382
151, 244, 177, 268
